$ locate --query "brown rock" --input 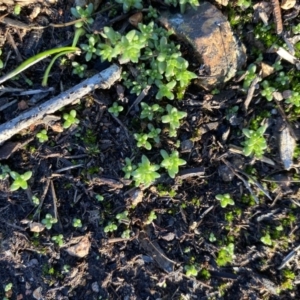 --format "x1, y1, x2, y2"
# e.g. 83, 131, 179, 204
159, 2, 246, 90
65, 236, 90, 258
